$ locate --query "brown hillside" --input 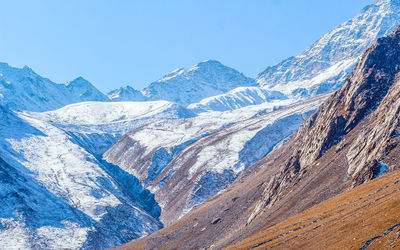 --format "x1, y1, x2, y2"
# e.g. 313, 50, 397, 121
229, 170, 400, 249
